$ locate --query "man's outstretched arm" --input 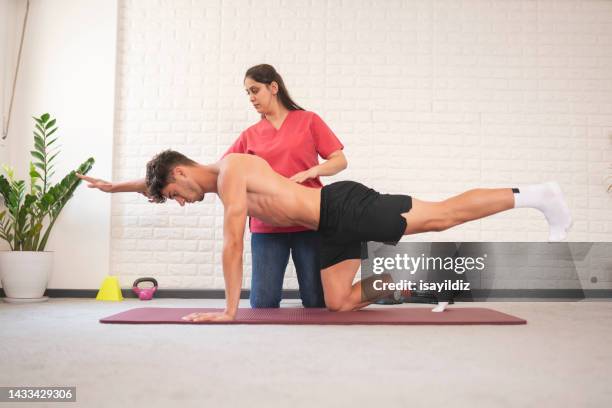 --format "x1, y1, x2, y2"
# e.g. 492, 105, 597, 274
76, 174, 147, 194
